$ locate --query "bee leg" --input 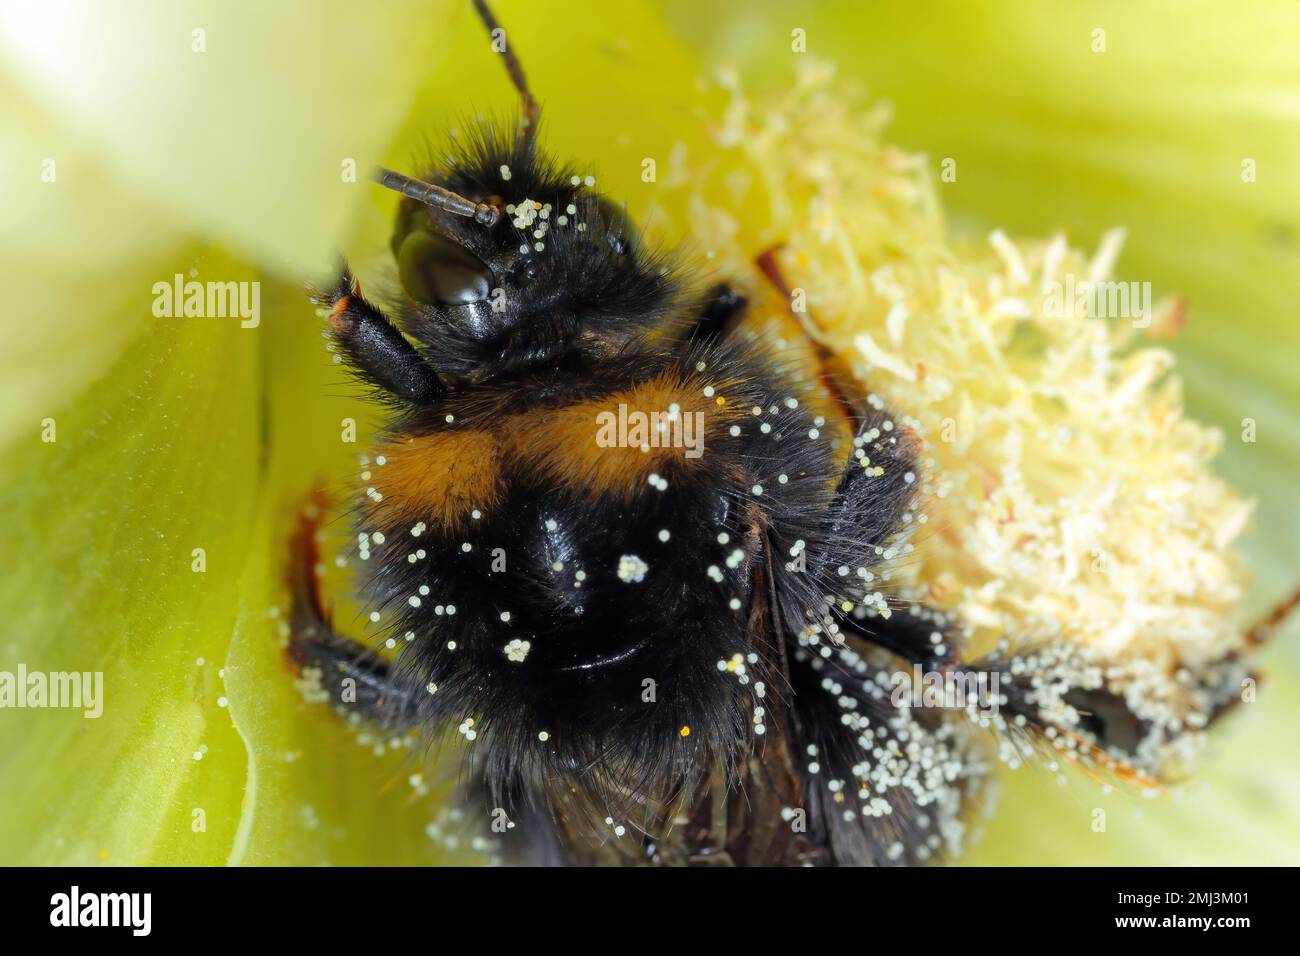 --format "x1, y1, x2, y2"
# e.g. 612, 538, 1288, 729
289, 625, 423, 732
688, 283, 748, 344
771, 406, 953, 665
317, 266, 445, 405
755, 245, 867, 426
831, 605, 960, 670
685, 765, 737, 866
284, 493, 422, 731
781, 637, 980, 865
